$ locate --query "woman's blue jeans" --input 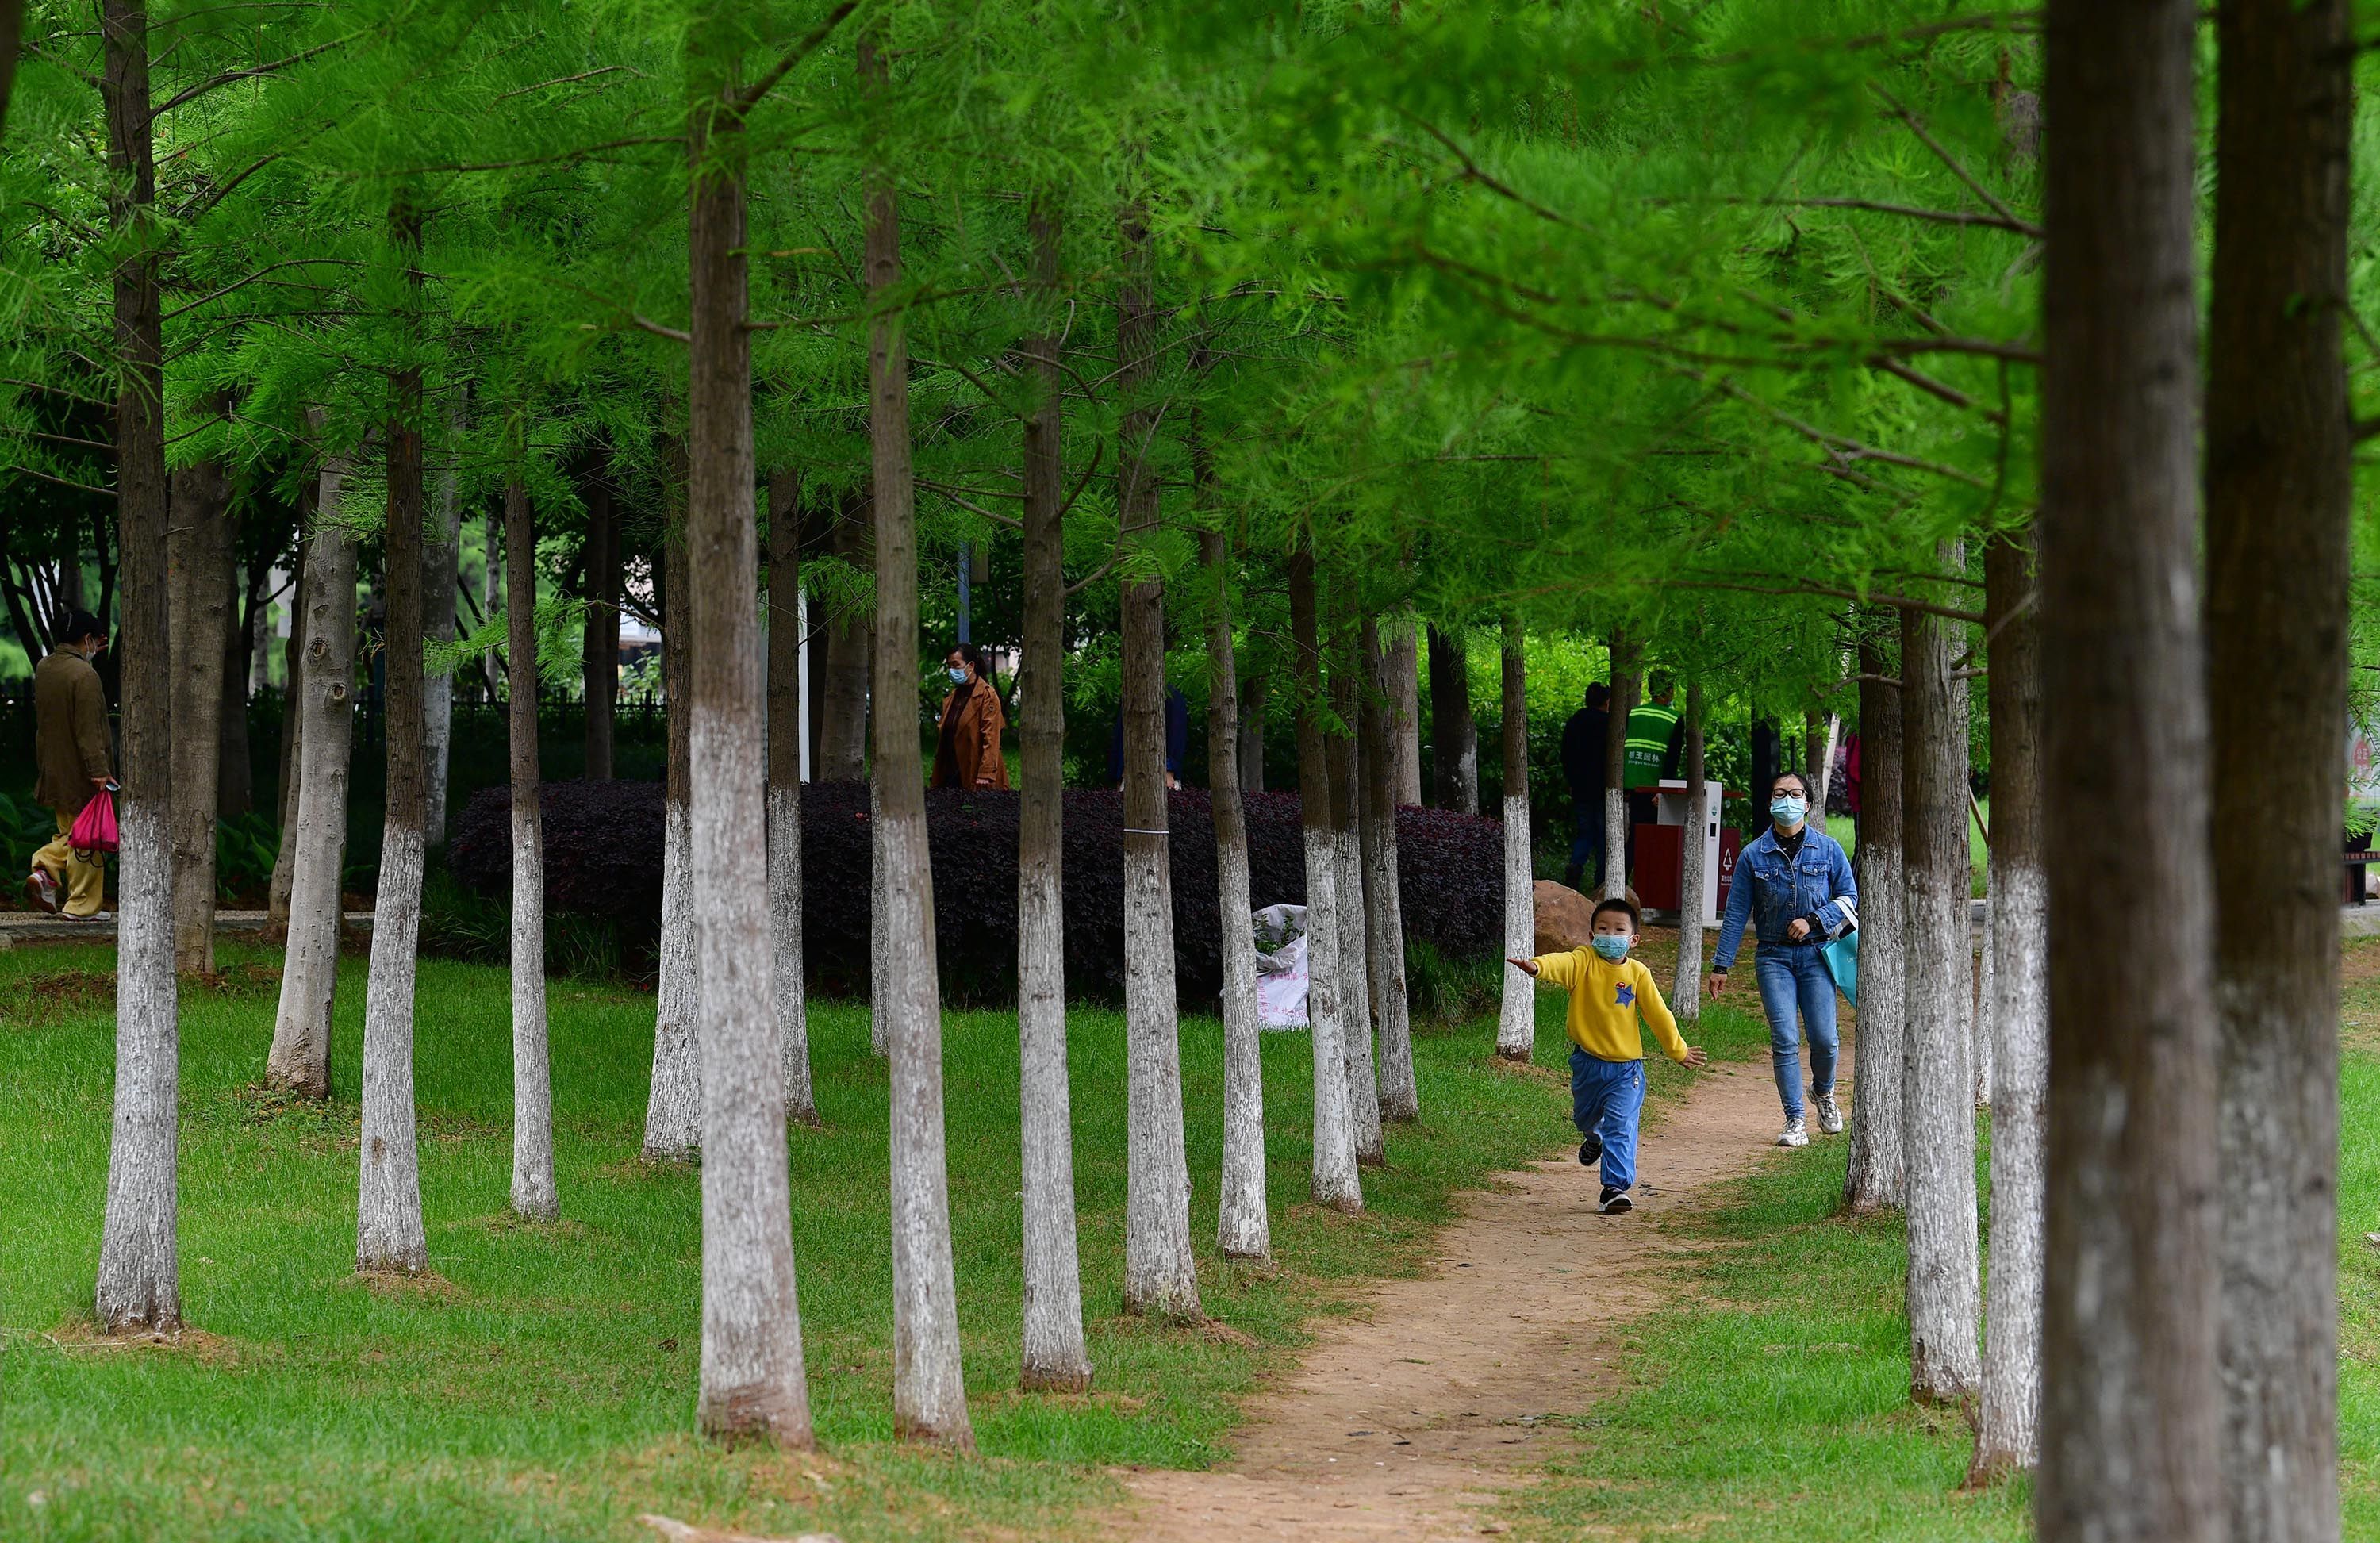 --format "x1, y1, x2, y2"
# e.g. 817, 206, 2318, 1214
1753, 942, 1838, 1122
